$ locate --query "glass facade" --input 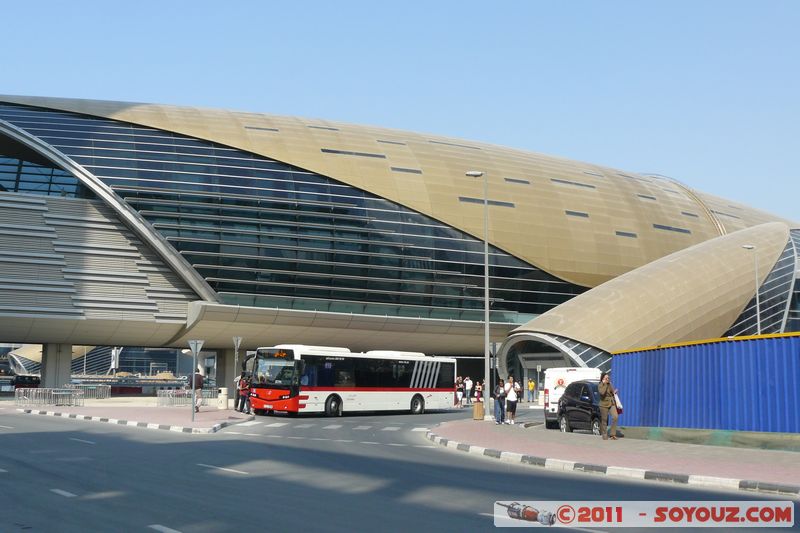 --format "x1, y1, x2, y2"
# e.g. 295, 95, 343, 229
0, 103, 587, 323
0, 131, 94, 199
724, 237, 797, 336
784, 230, 800, 332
